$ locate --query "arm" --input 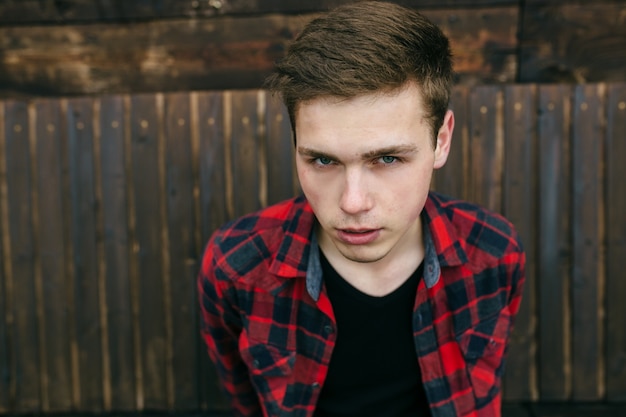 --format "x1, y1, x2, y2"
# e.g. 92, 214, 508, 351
197, 235, 262, 417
